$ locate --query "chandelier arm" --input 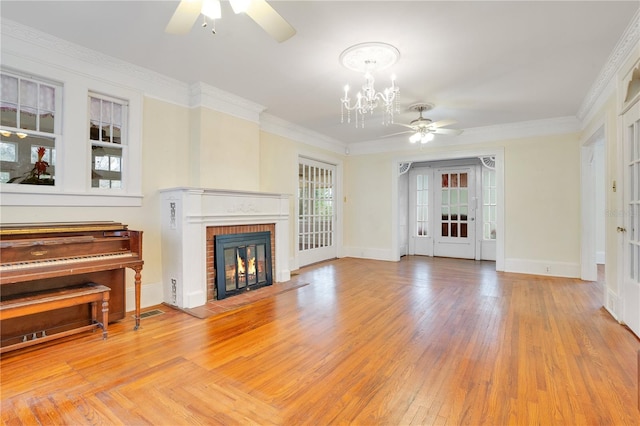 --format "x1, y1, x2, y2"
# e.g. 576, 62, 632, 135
341, 76, 398, 126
